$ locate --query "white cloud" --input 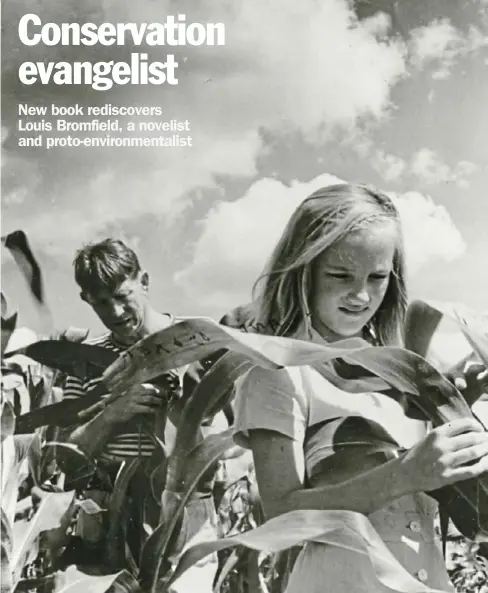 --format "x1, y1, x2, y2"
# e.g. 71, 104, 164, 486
2, 0, 407, 253
410, 148, 477, 188
371, 149, 406, 182
409, 18, 488, 79
176, 174, 466, 306
409, 19, 463, 68
392, 191, 466, 273
175, 173, 344, 307
410, 149, 451, 184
